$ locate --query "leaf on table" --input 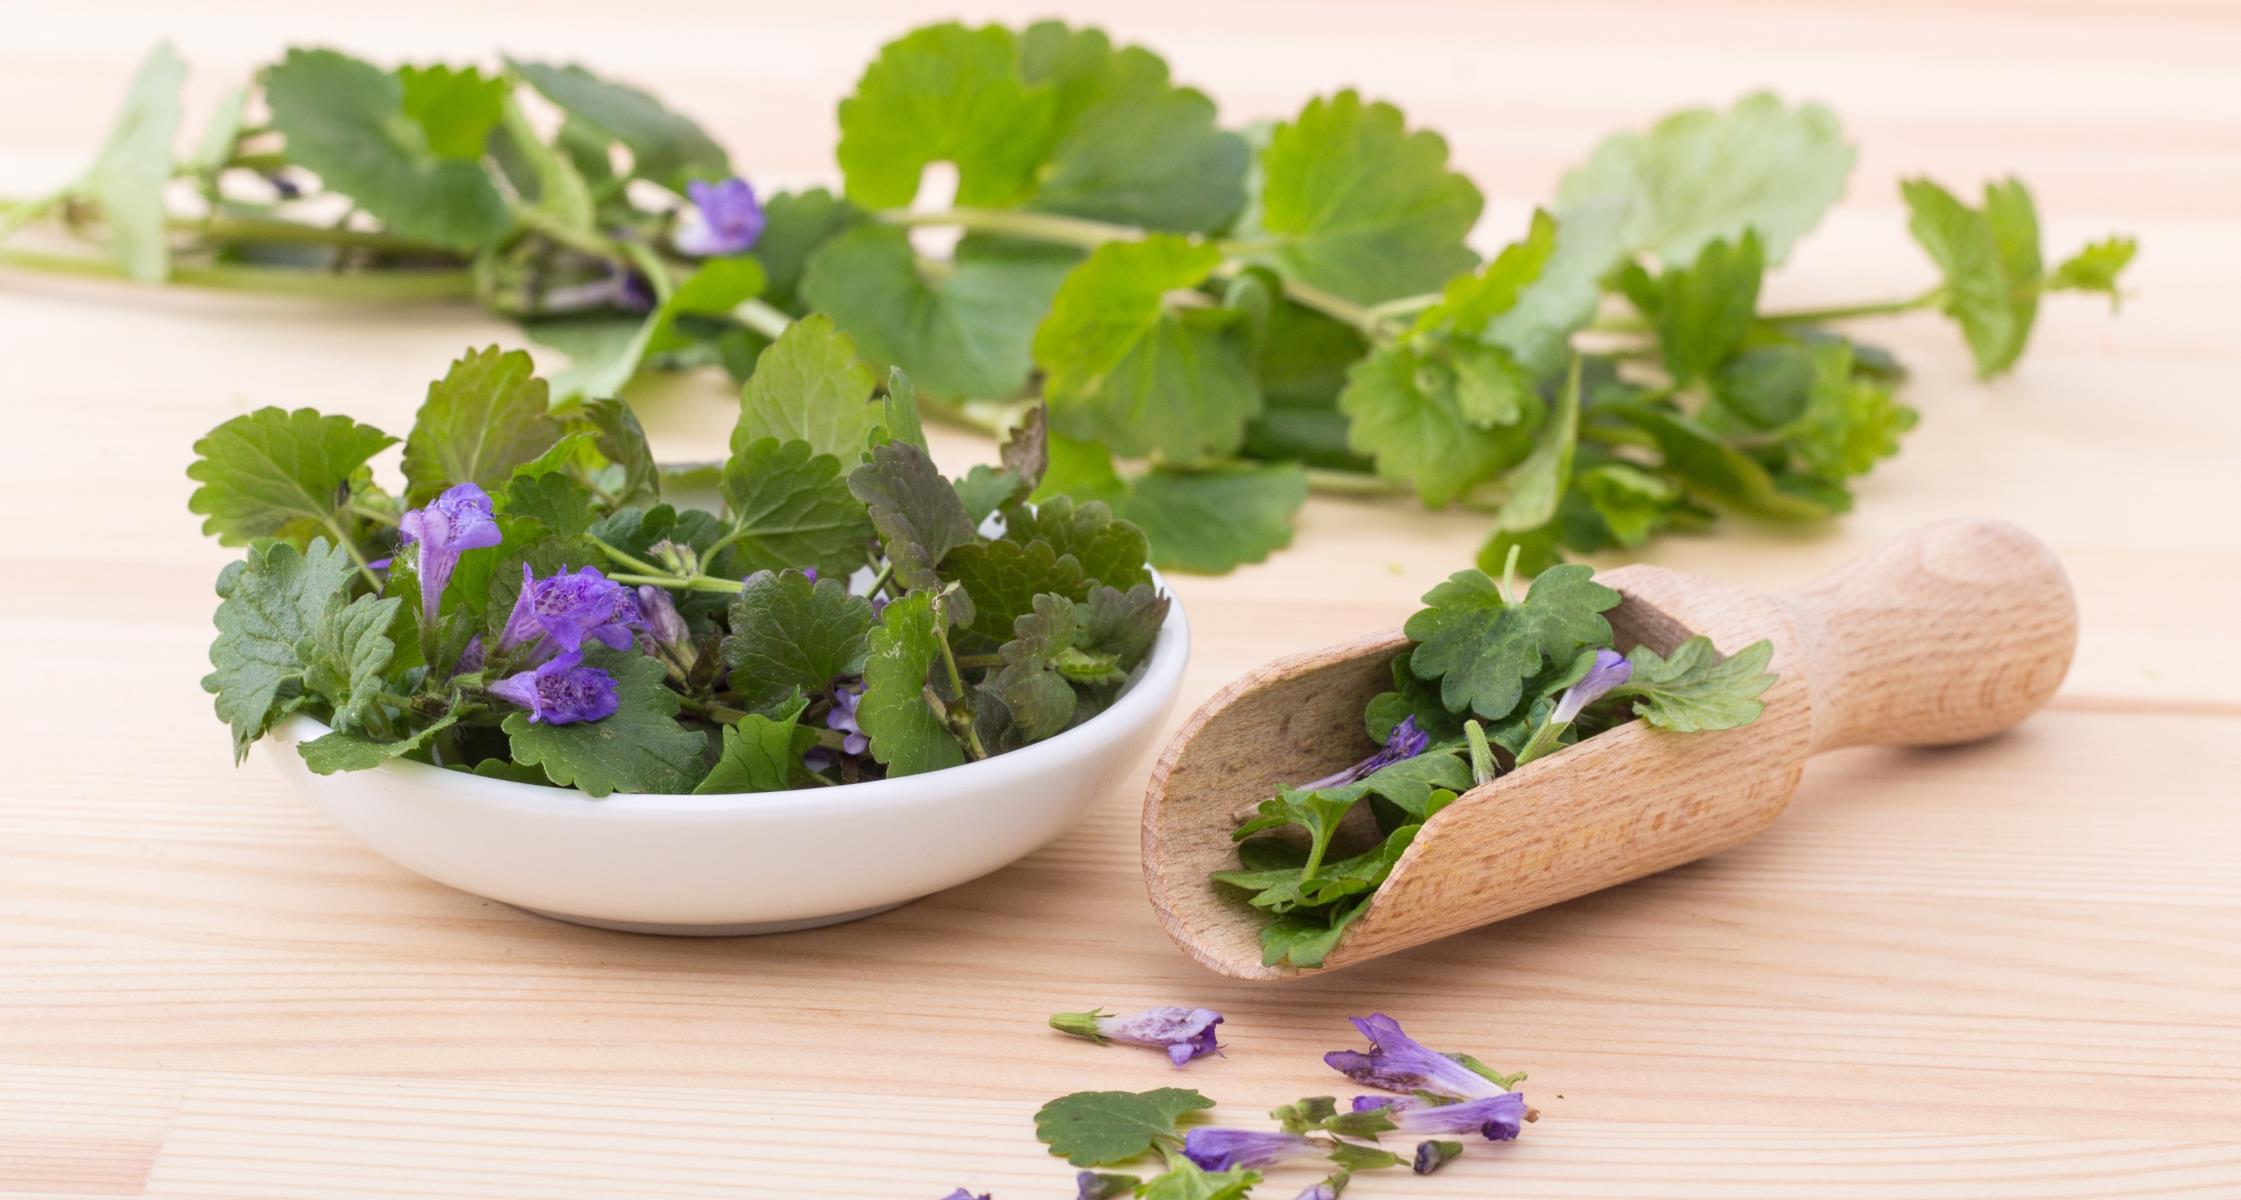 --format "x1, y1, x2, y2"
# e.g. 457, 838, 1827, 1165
718, 438, 872, 578
263, 49, 509, 249
2047, 235, 2138, 307
1901, 176, 2044, 378
395, 63, 508, 160
846, 440, 978, 590
1611, 636, 1779, 733
298, 712, 459, 775
836, 22, 1056, 209
1607, 402, 1835, 521
75, 41, 185, 282
203, 539, 358, 760
1412, 209, 1558, 336
187, 407, 397, 547
732, 313, 881, 463
1491, 356, 1582, 535
720, 569, 877, 712
1485, 198, 1632, 376
1247, 89, 1483, 304
1640, 230, 1764, 385
1403, 562, 1621, 719
752, 187, 864, 309
856, 591, 965, 776
1135, 1160, 1259, 1200
1556, 92, 1853, 267
1033, 1087, 1214, 1167
297, 592, 402, 732
1113, 461, 1308, 575
801, 225, 1076, 400
1016, 21, 1248, 233
400, 346, 562, 504
1035, 234, 1260, 462
1337, 339, 1540, 506
508, 59, 730, 186
502, 648, 705, 797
